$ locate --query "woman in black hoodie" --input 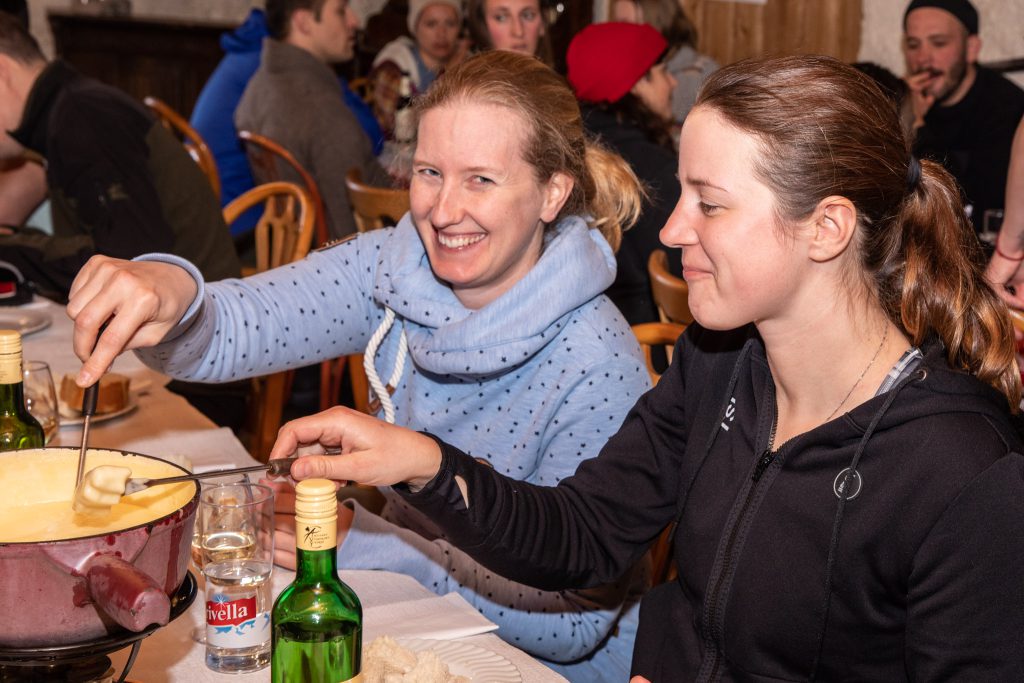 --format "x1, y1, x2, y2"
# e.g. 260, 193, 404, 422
251, 55, 1024, 680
